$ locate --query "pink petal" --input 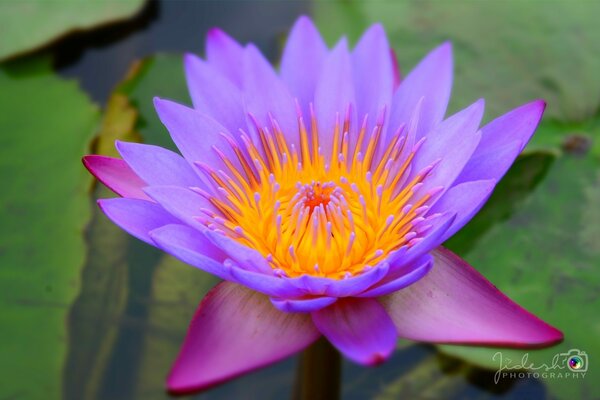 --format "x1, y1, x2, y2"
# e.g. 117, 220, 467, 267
387, 42, 453, 141
280, 16, 328, 117
83, 155, 149, 200
167, 282, 320, 394
312, 298, 397, 365
380, 247, 563, 347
